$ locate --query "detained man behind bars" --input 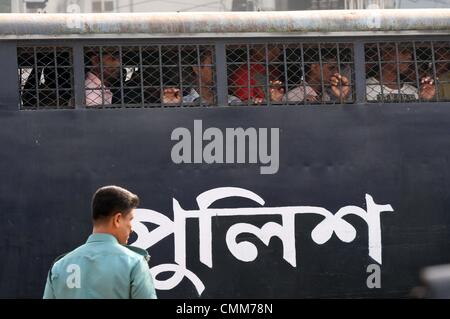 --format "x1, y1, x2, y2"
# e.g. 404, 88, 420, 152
43, 186, 157, 299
